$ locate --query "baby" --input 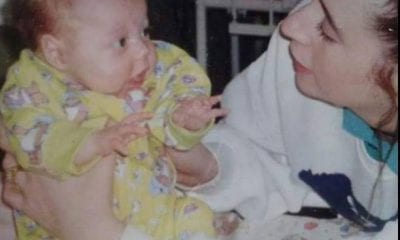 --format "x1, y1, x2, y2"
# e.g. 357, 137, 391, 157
0, 0, 228, 239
